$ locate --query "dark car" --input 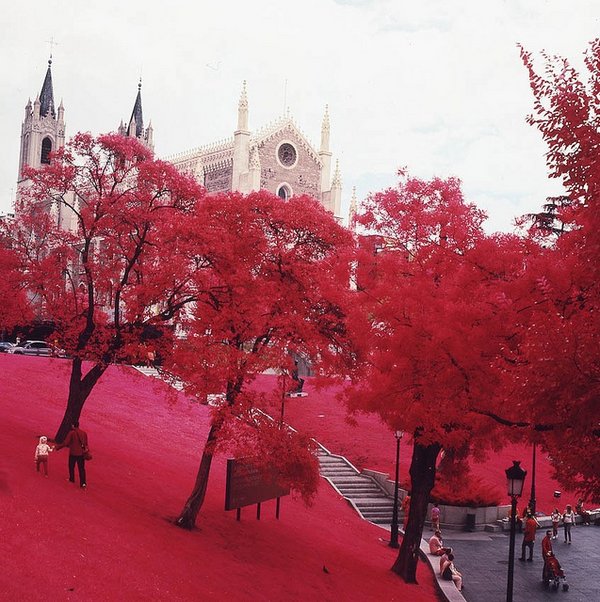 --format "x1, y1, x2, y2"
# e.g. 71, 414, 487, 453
7, 340, 66, 357
0, 342, 14, 353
